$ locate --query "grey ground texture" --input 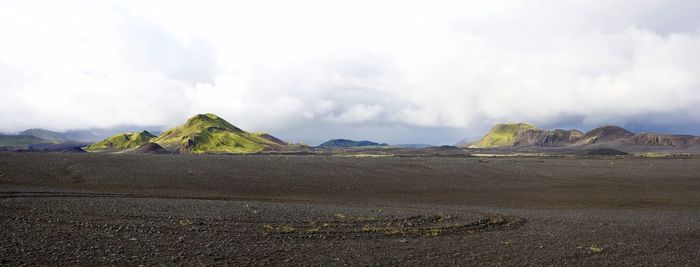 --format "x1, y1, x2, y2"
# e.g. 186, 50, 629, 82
1, 153, 699, 265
